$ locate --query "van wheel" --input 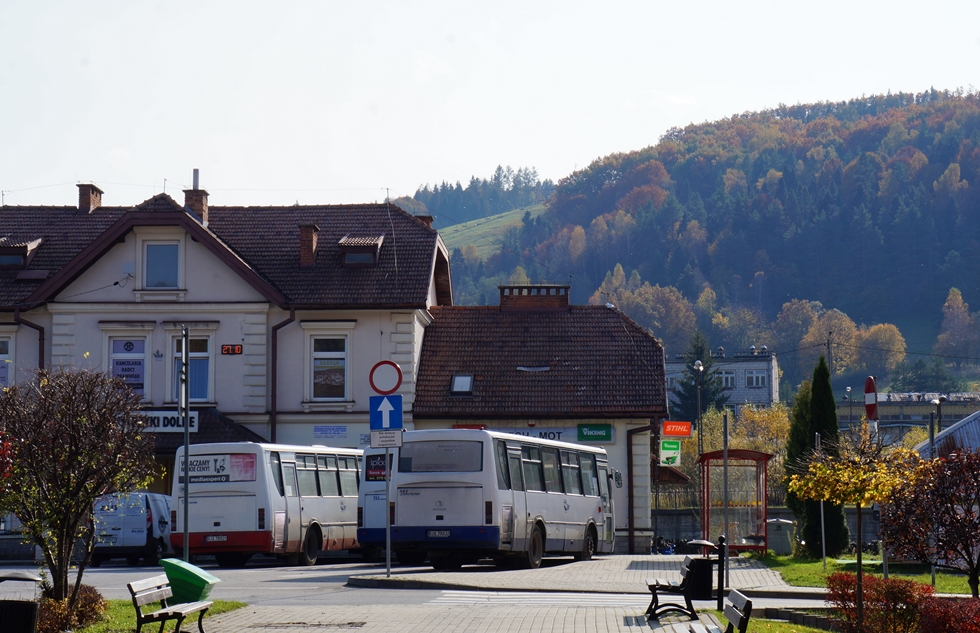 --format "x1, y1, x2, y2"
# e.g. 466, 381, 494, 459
524, 525, 544, 569
575, 526, 597, 561
300, 528, 321, 566
145, 540, 165, 566
126, 554, 141, 566
89, 555, 103, 568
